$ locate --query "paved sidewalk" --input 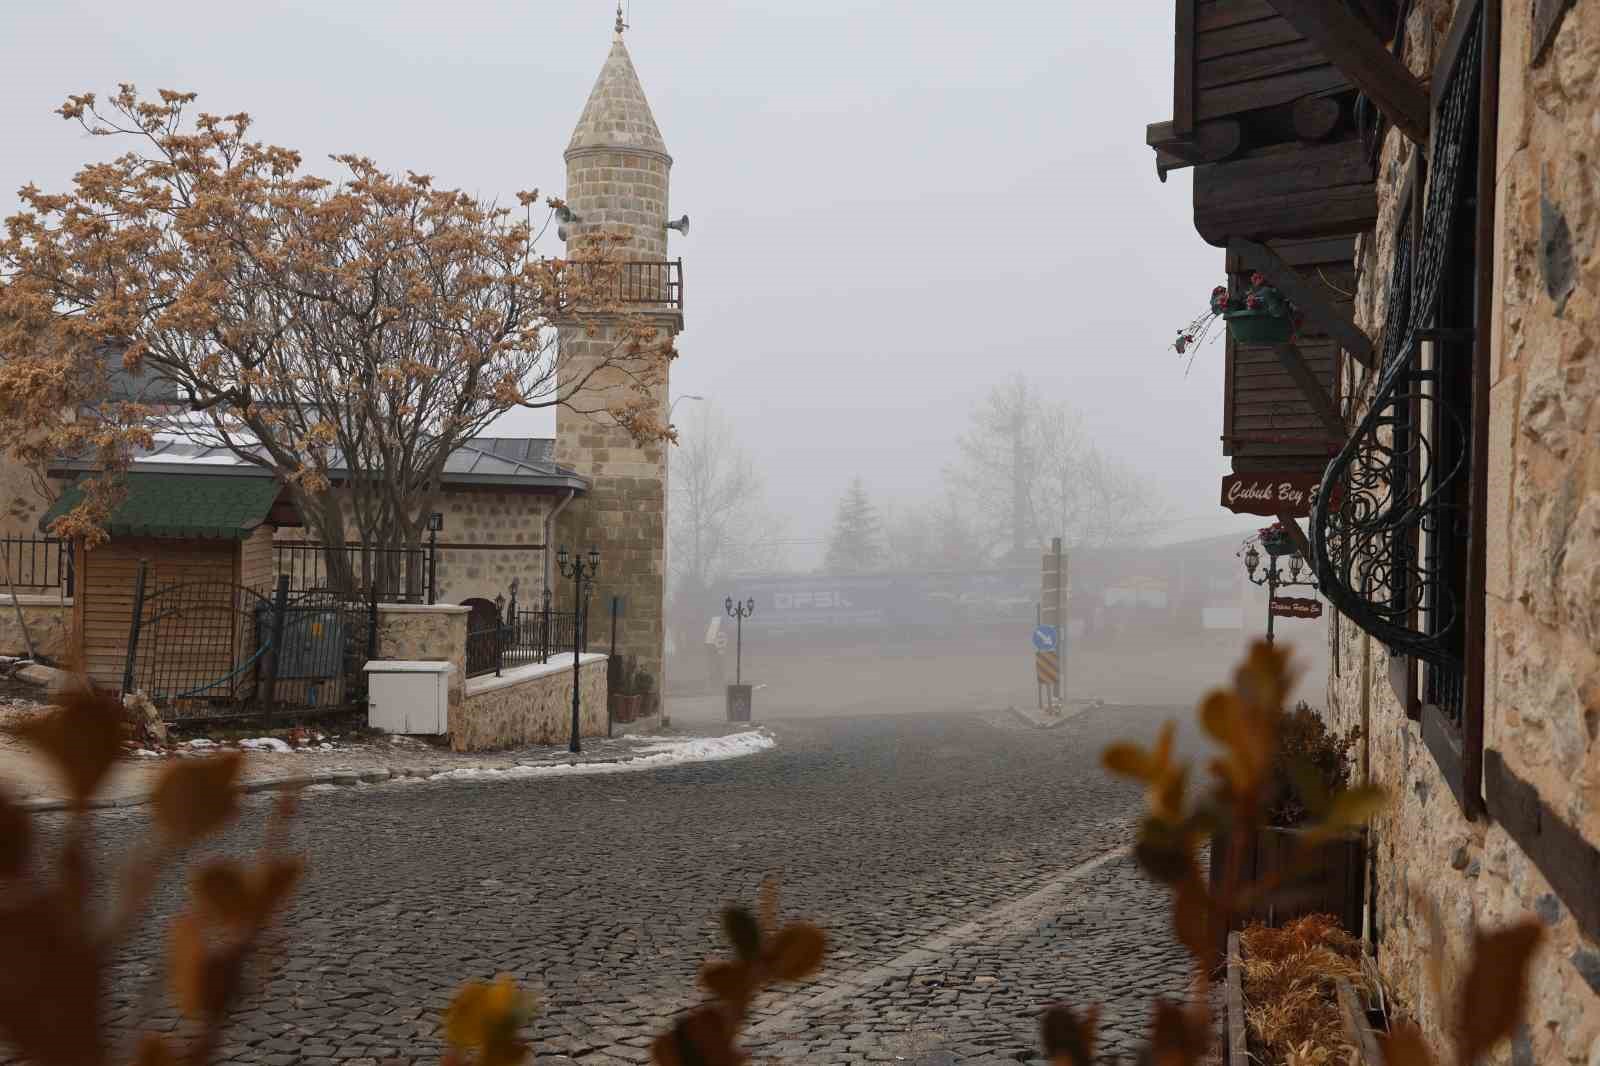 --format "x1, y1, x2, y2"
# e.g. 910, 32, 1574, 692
2, 690, 771, 810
